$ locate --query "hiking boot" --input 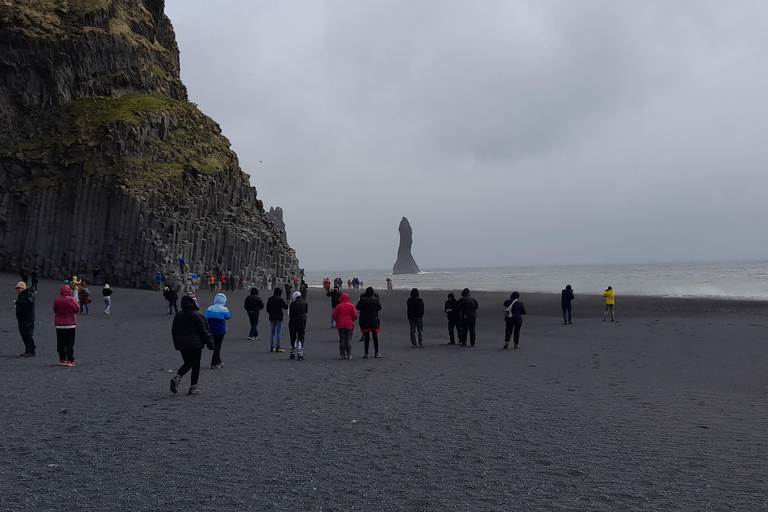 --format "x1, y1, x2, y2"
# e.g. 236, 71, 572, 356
276, 348, 285, 353
170, 375, 180, 394
297, 355, 304, 361
375, 352, 382, 358
188, 385, 199, 395
289, 354, 295, 360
